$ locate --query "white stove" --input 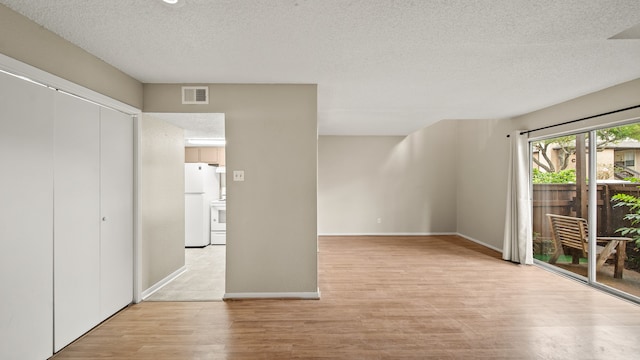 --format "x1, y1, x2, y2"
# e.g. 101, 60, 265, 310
210, 200, 226, 244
